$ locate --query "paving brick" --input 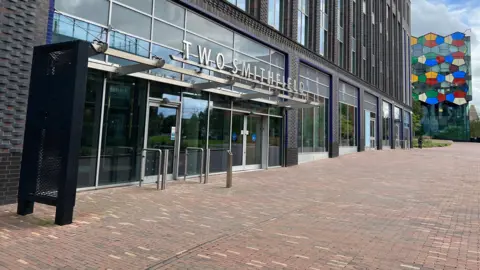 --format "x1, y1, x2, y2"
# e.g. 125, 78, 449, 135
0, 144, 479, 269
